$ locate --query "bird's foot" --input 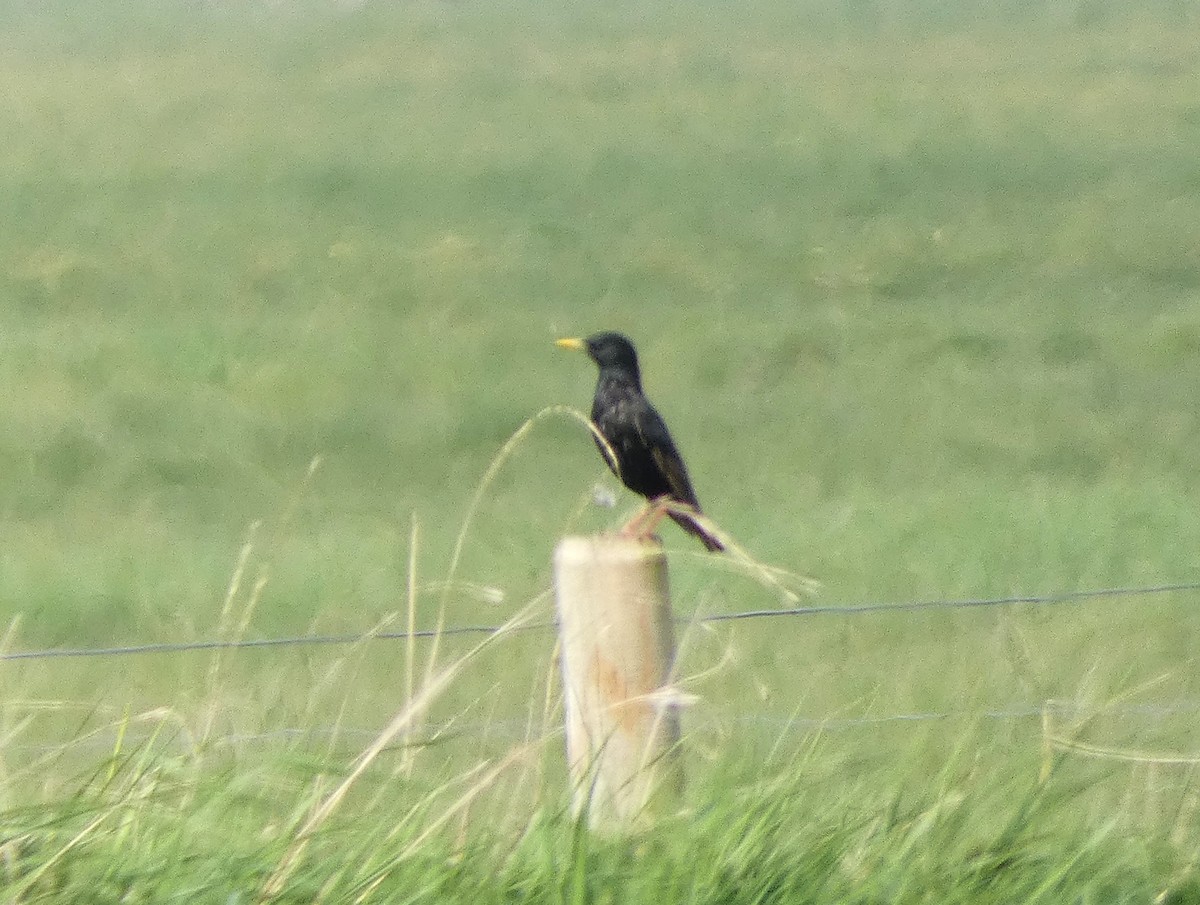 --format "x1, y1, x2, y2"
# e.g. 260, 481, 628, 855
615, 525, 663, 547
